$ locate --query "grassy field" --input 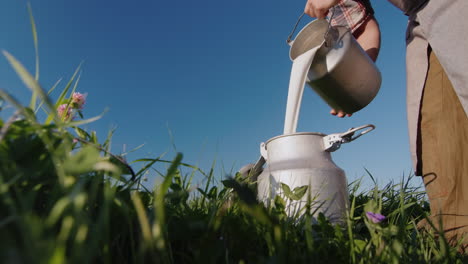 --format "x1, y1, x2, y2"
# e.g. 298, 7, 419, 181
0, 8, 467, 264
